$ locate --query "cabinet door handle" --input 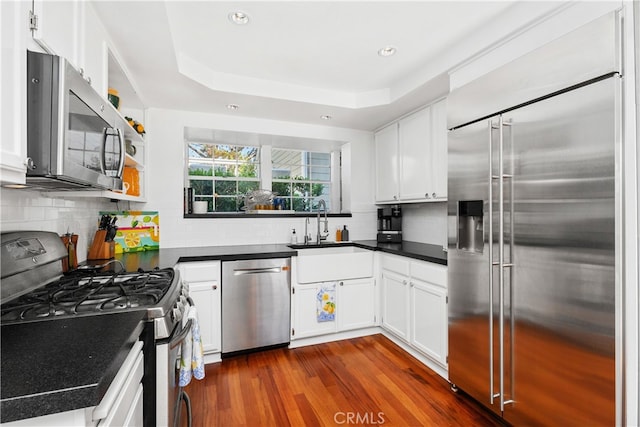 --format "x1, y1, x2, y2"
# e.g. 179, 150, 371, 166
402, 280, 408, 285
212, 284, 217, 290
339, 282, 344, 286
432, 192, 437, 198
